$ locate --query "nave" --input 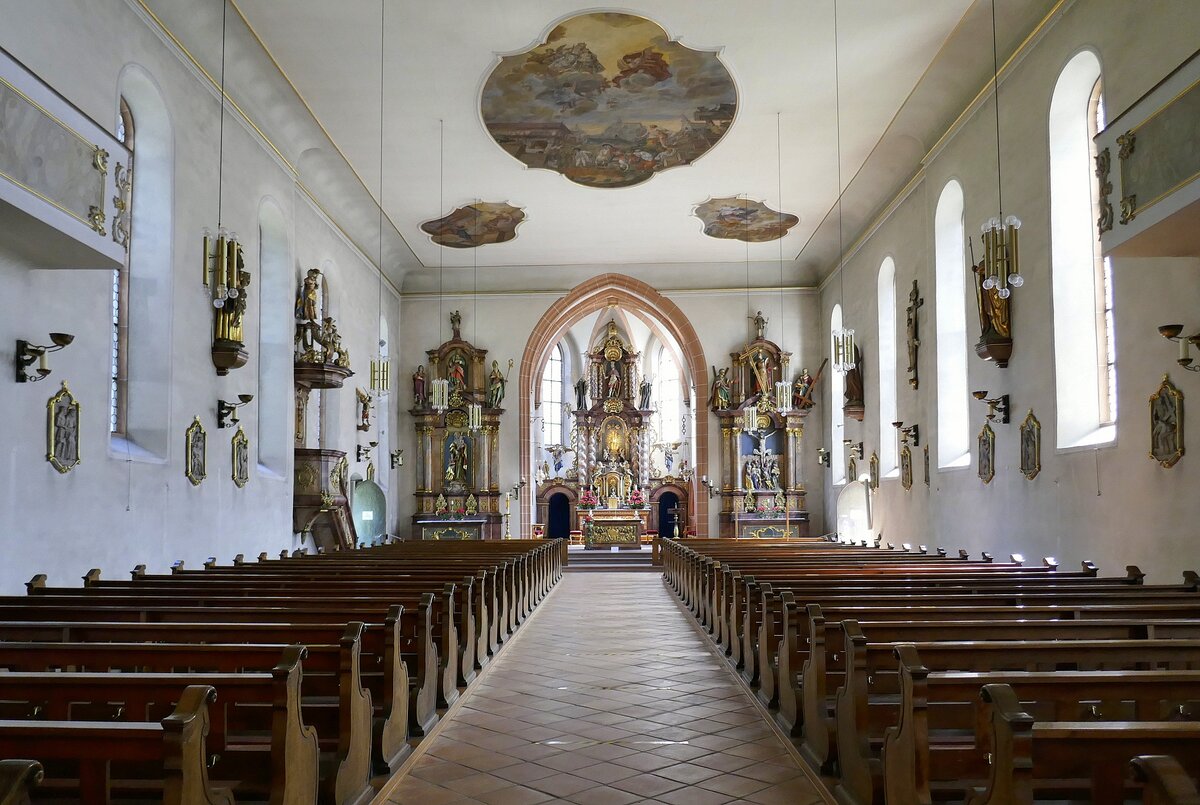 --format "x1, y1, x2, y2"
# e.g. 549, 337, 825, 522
380, 572, 828, 805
